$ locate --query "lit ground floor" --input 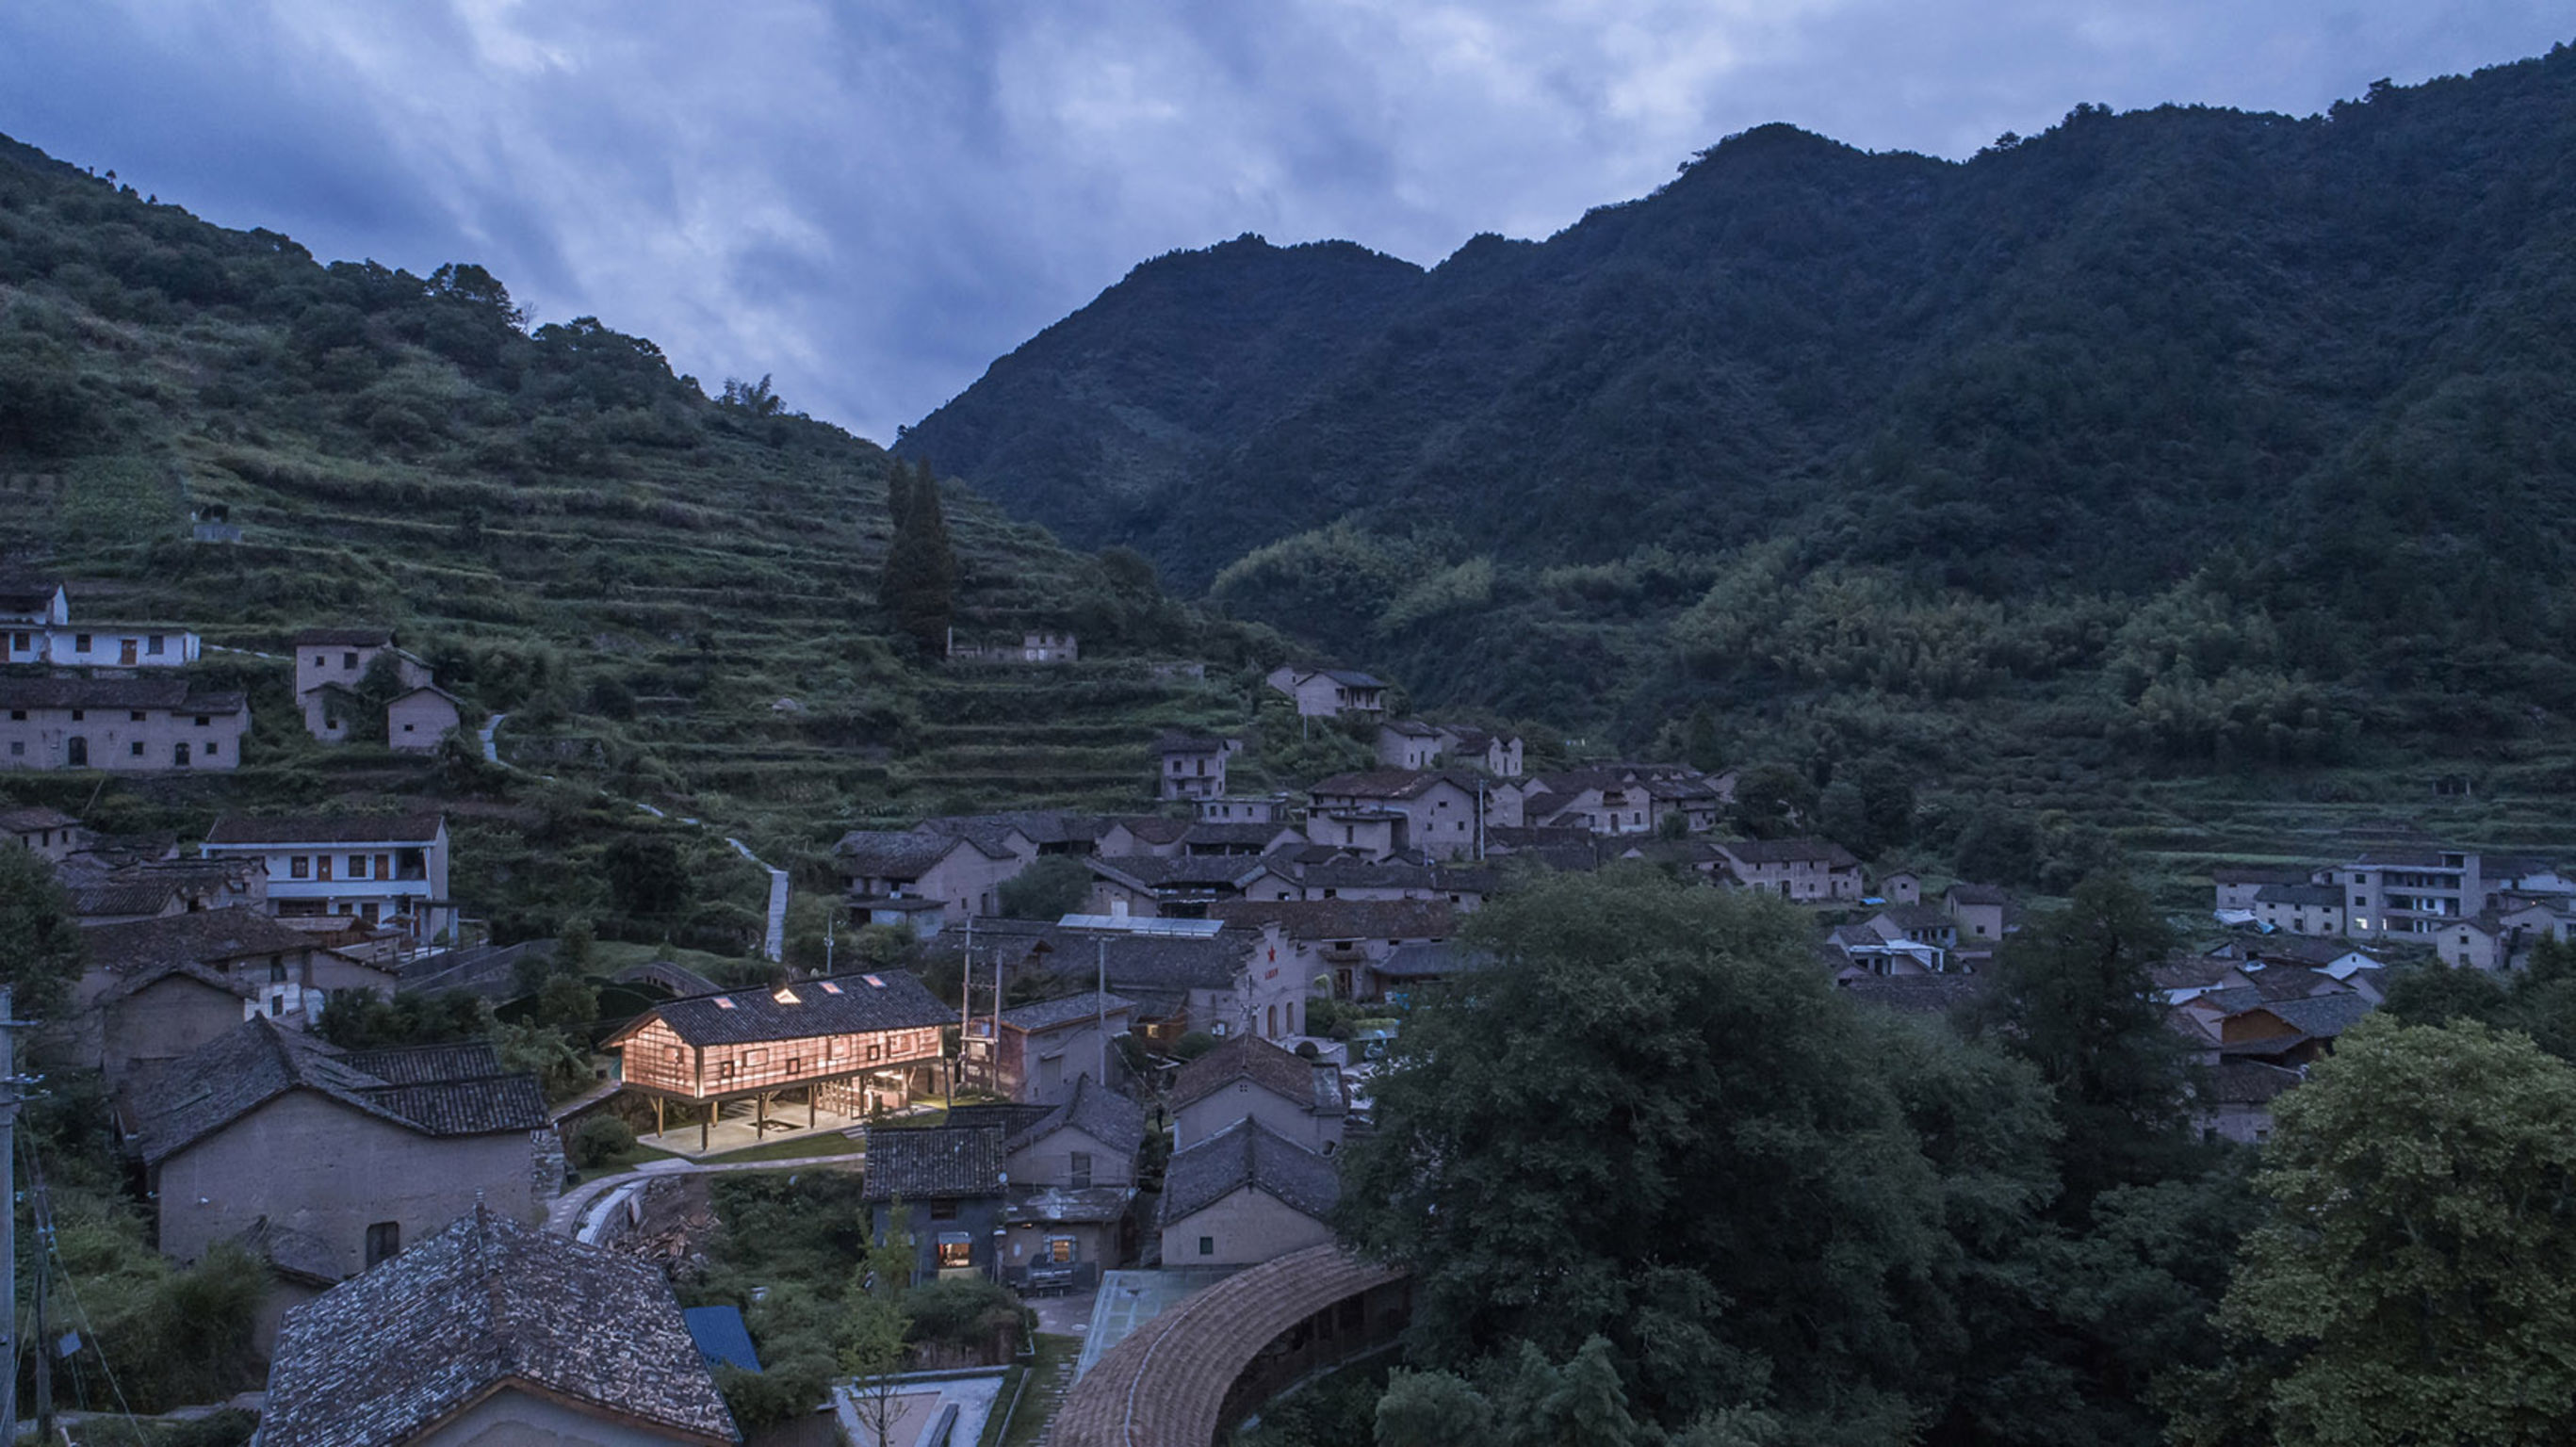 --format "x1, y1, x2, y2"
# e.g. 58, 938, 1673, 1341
629, 1065, 944, 1157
